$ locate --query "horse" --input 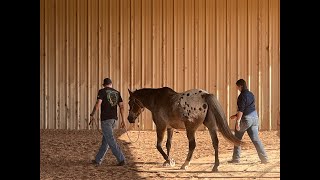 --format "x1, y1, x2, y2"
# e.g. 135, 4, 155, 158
127, 87, 243, 172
